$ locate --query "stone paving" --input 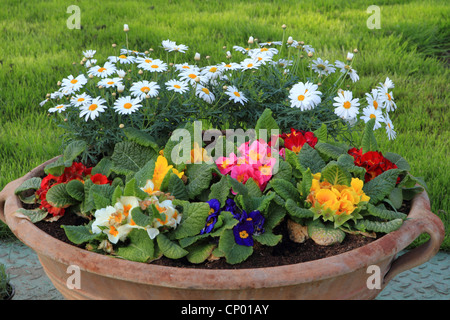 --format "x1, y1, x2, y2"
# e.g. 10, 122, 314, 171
0, 239, 448, 300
